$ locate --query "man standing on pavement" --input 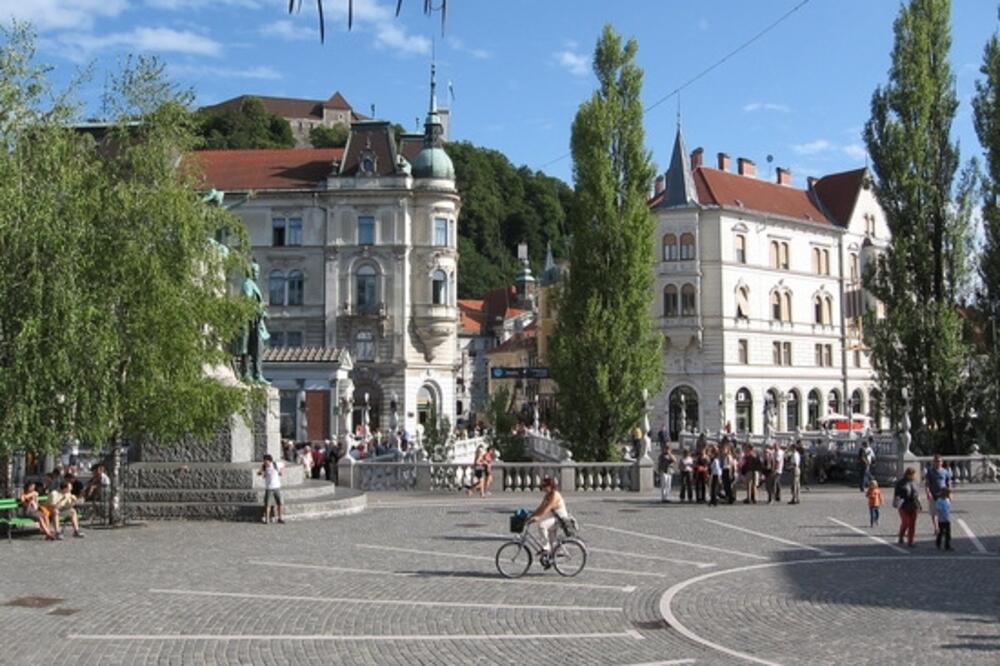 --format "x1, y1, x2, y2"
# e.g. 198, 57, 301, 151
858, 438, 875, 492
788, 442, 802, 504
657, 444, 676, 503
924, 454, 952, 536
767, 441, 784, 504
